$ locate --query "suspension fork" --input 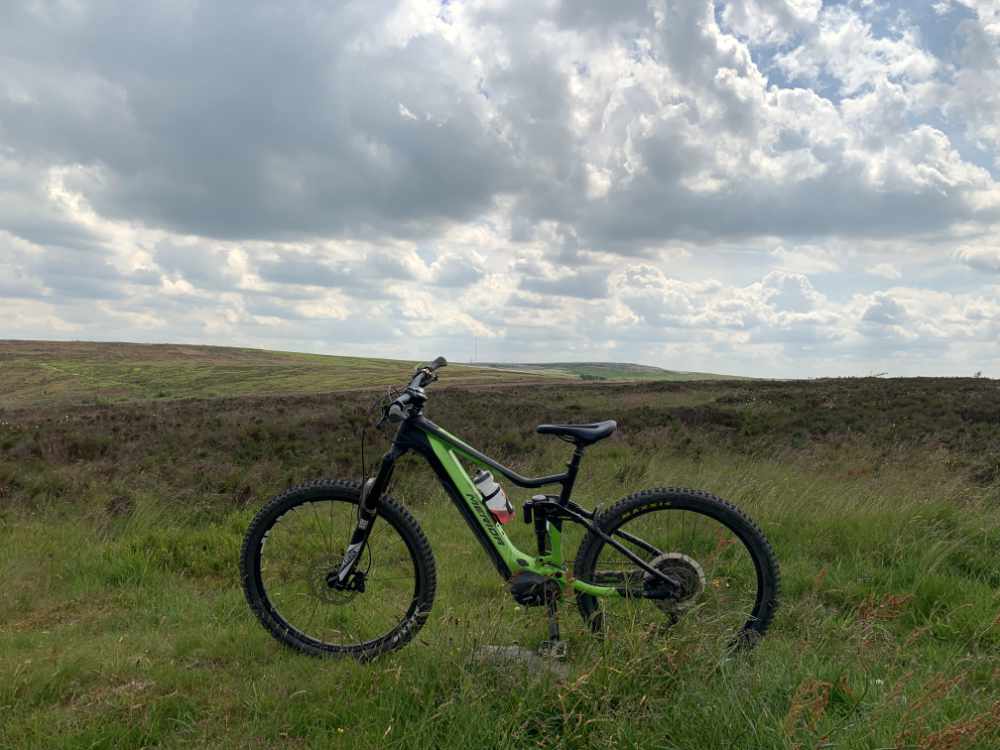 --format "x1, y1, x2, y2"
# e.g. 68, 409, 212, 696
331, 446, 401, 586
